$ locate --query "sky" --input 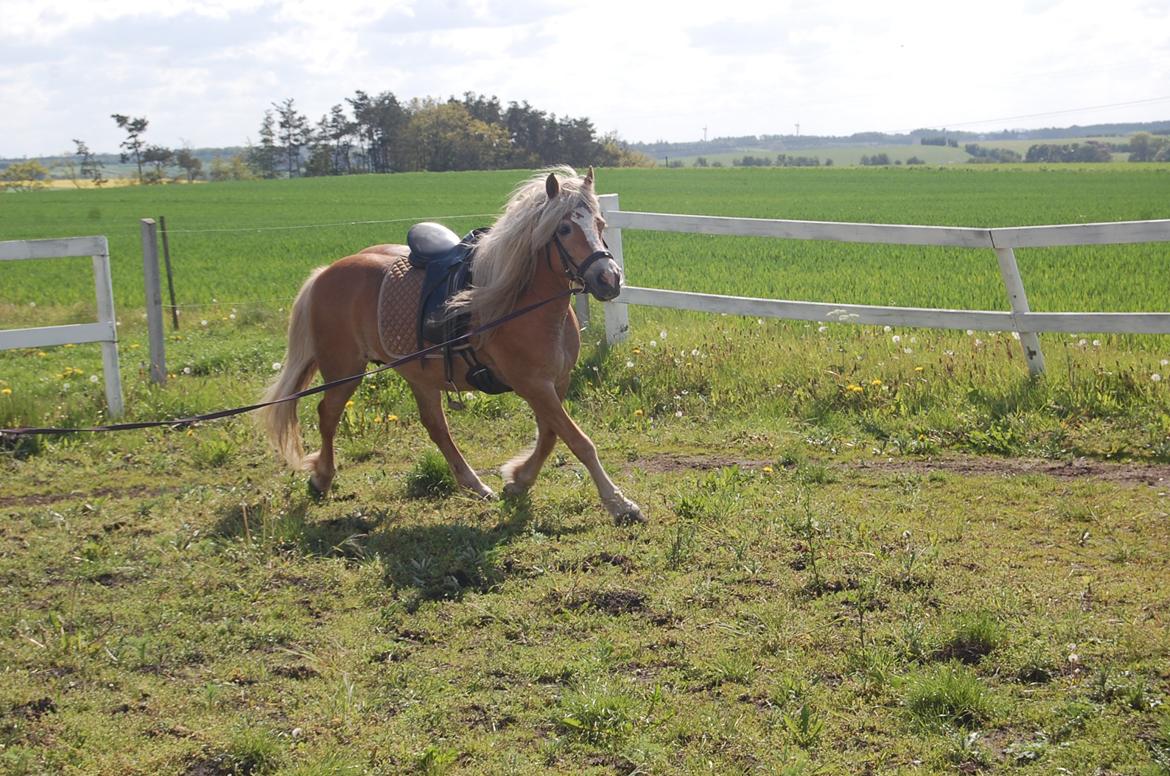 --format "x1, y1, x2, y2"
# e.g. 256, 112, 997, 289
2, 0, 1169, 158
